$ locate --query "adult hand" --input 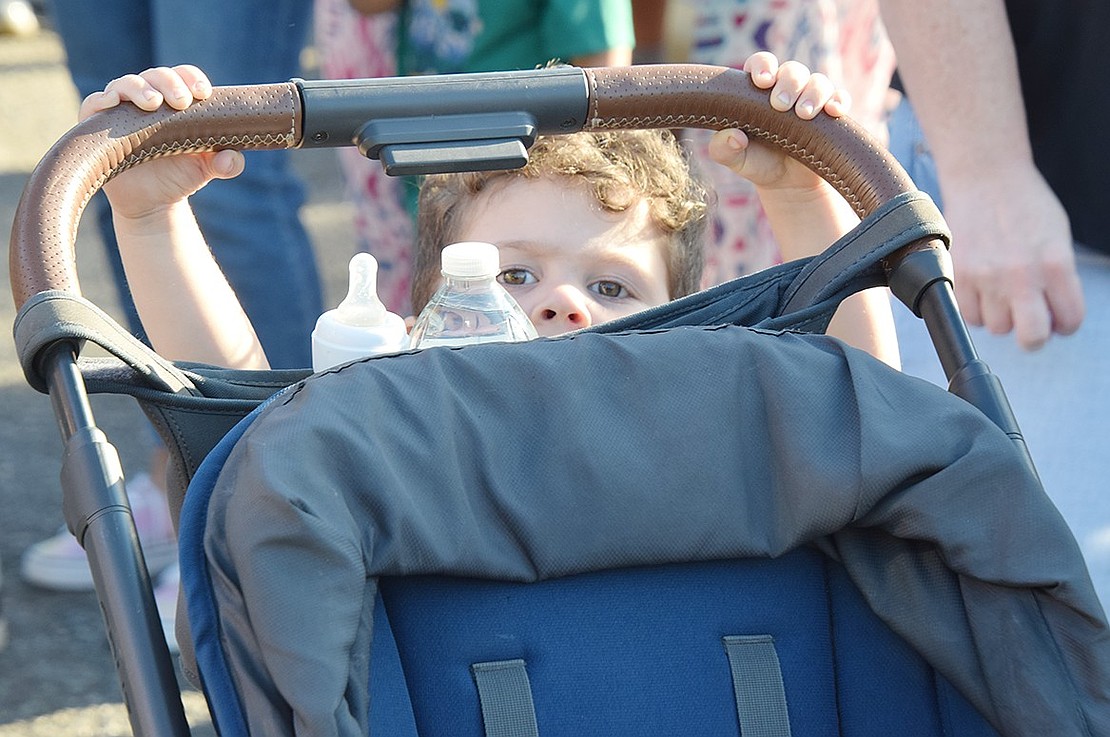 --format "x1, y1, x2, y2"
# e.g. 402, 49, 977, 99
942, 159, 1084, 350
